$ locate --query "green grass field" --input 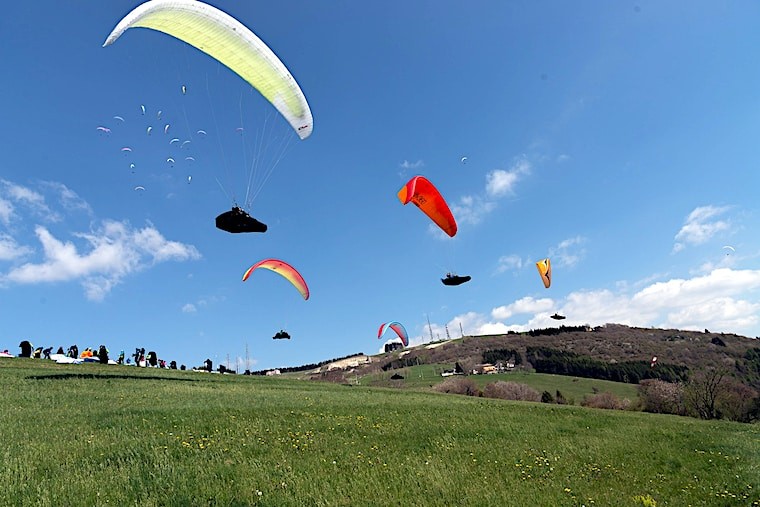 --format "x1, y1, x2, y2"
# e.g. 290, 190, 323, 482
1, 358, 758, 506
361, 364, 640, 404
